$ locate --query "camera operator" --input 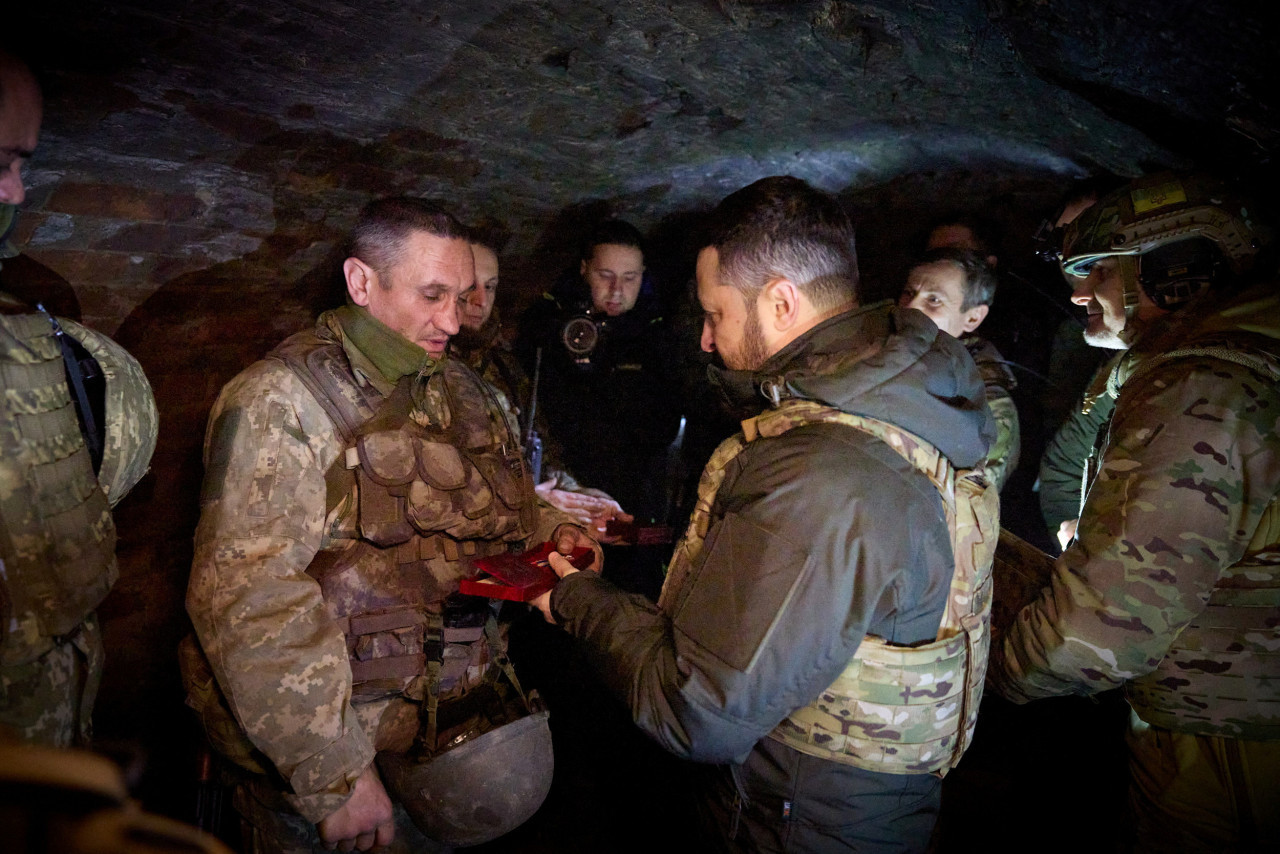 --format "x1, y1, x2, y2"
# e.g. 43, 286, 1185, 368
517, 220, 683, 598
